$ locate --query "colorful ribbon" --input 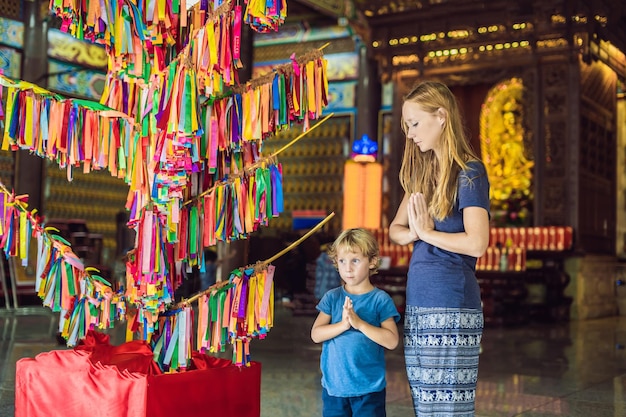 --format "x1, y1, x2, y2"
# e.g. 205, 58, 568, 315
0, 181, 122, 347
